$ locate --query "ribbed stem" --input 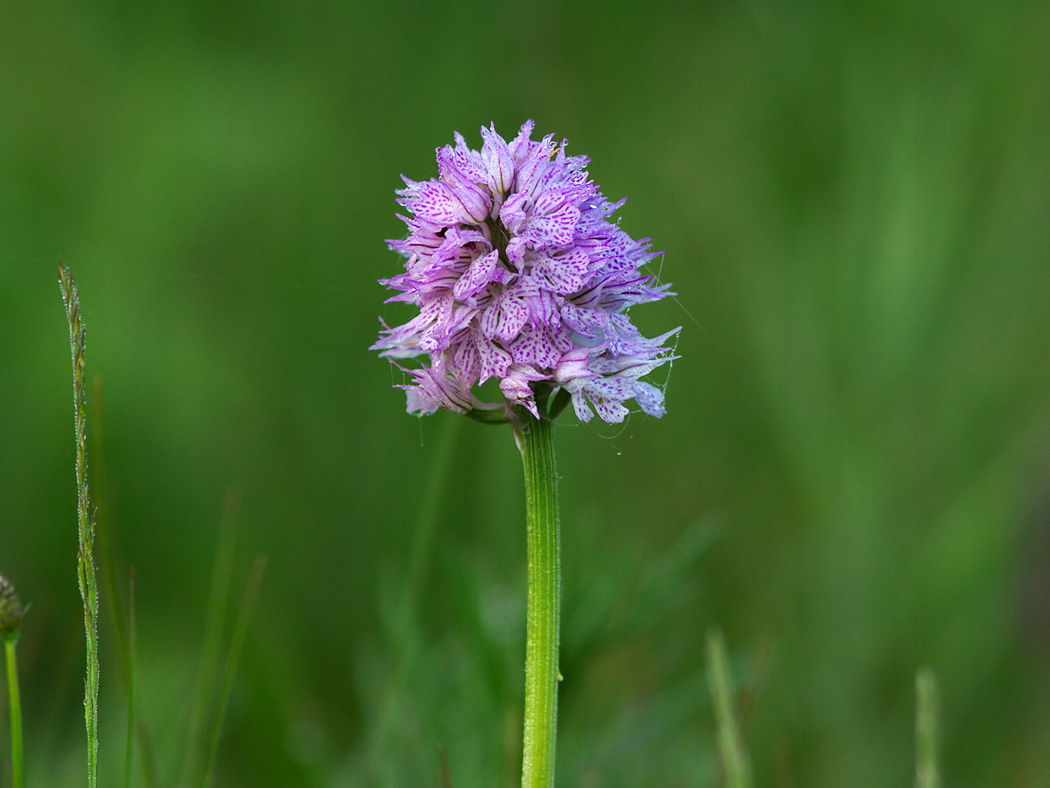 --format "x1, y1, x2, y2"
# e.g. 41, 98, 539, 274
516, 416, 561, 788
